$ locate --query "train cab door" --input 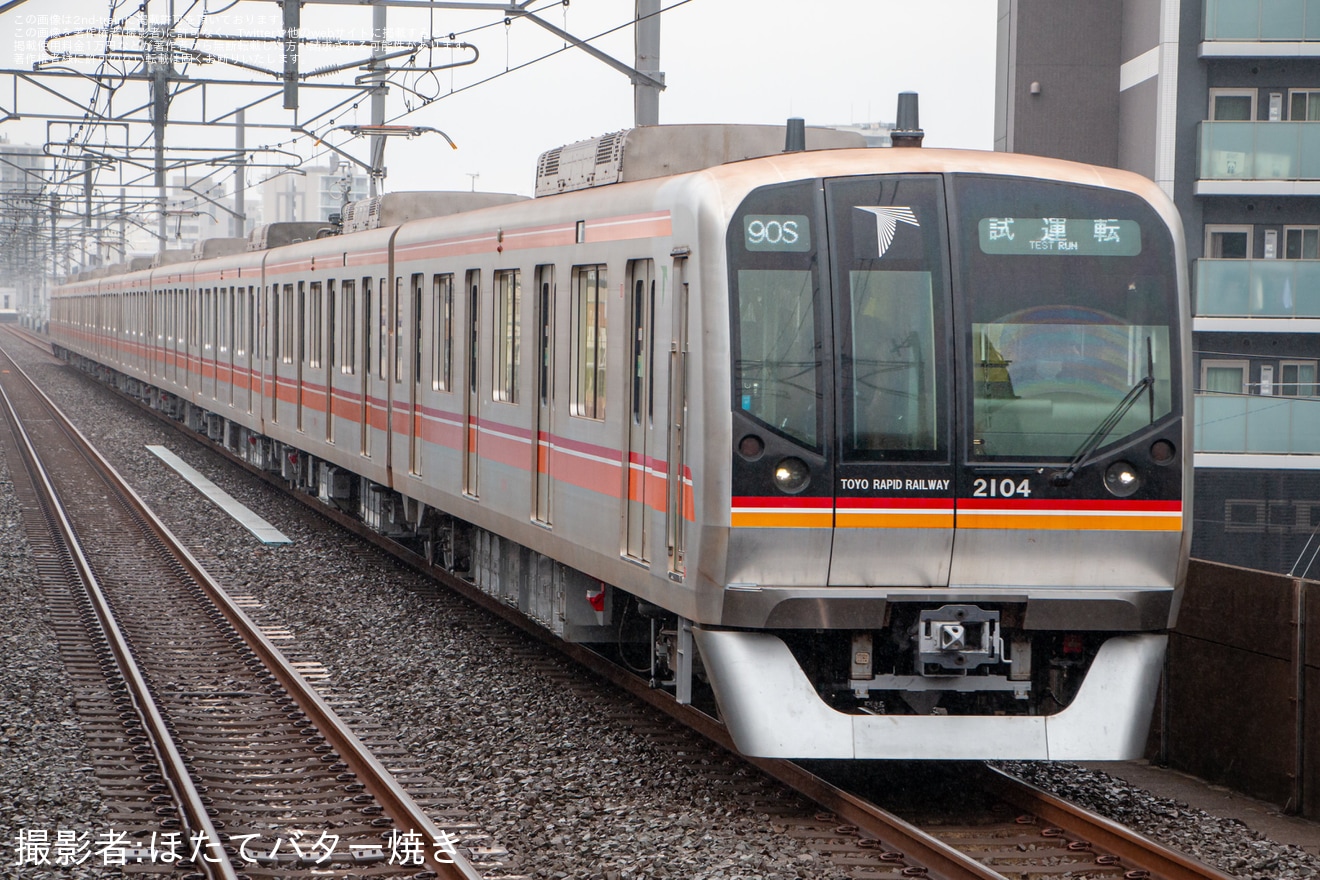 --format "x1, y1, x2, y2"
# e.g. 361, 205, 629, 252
532, 265, 554, 525
666, 256, 690, 579
624, 259, 655, 562
464, 269, 481, 497
824, 174, 956, 587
